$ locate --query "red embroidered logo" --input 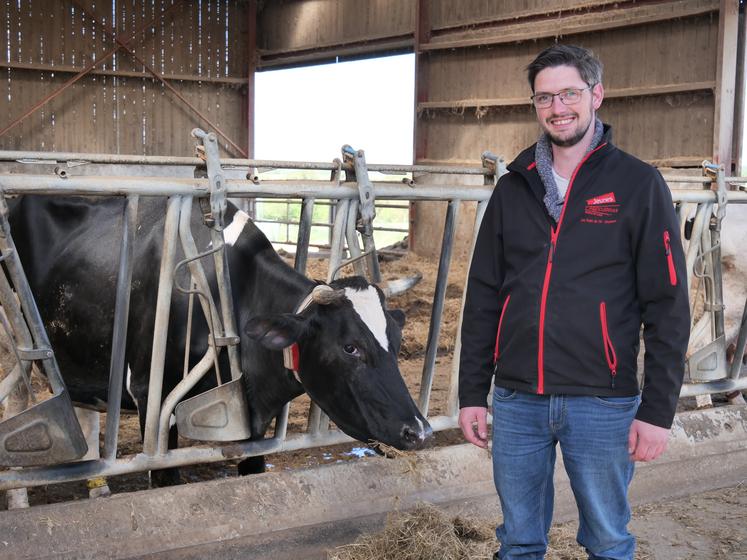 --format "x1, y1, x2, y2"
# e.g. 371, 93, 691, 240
586, 192, 616, 205
581, 192, 619, 224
